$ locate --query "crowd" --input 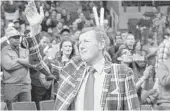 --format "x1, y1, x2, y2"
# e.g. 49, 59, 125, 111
1, 0, 170, 110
